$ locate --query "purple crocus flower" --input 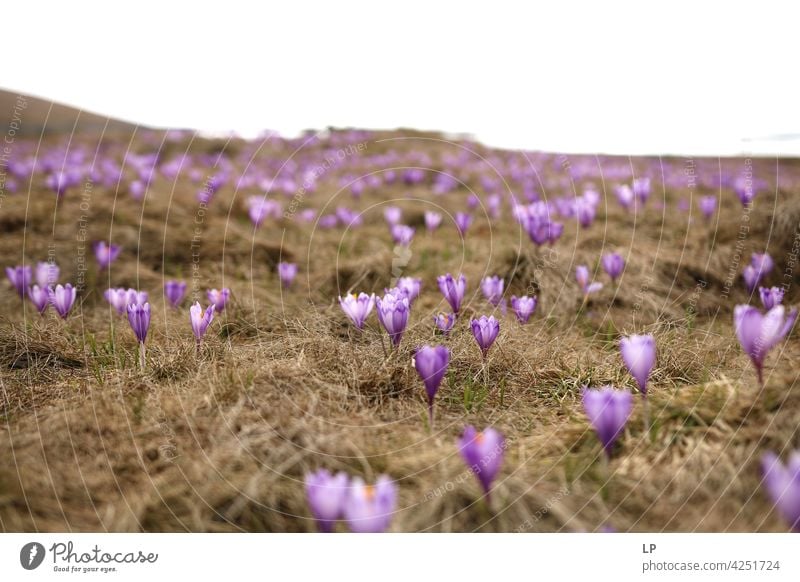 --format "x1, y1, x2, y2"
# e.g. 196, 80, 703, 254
455, 212, 473, 235
620, 334, 656, 396
471, 315, 500, 357
576, 265, 603, 298
760, 451, 800, 532
277, 262, 298, 288
510, 295, 537, 323
127, 301, 150, 344
395, 277, 421, 304
28, 284, 50, 314
698, 195, 717, 220
735, 177, 756, 206
126, 289, 149, 306
319, 214, 338, 229
743, 265, 761, 293
343, 475, 398, 533
582, 386, 633, 458
574, 195, 597, 228
632, 177, 651, 203
390, 224, 415, 247
383, 206, 402, 225
190, 301, 216, 348
458, 425, 505, 500
127, 301, 150, 369
433, 312, 456, 335
35, 261, 59, 288
481, 276, 504, 306
376, 291, 410, 347
615, 184, 634, 210
164, 280, 187, 308
48, 284, 76, 319
414, 345, 450, 425
734, 304, 797, 387
5, 265, 32, 297
104, 288, 128, 314
760, 286, 785, 310
207, 288, 230, 313
305, 469, 349, 533
424, 211, 442, 232
339, 292, 375, 330
601, 253, 625, 283
437, 273, 466, 314
751, 253, 774, 277
93, 241, 121, 270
